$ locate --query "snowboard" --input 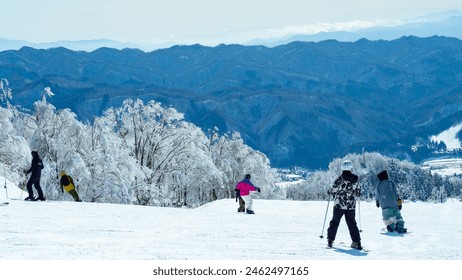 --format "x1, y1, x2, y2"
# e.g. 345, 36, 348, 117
380, 228, 411, 235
